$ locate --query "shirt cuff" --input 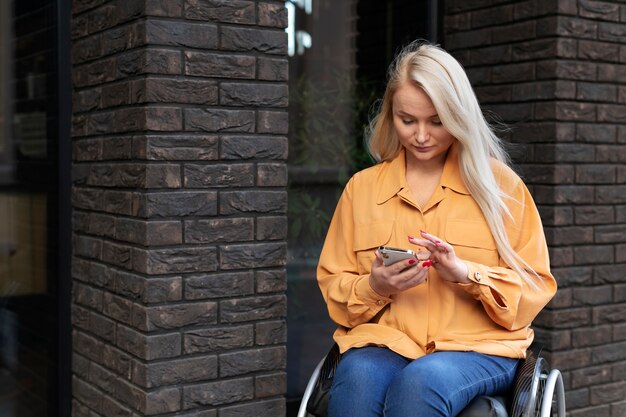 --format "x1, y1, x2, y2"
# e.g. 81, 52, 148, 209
457, 262, 491, 298
356, 275, 393, 307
